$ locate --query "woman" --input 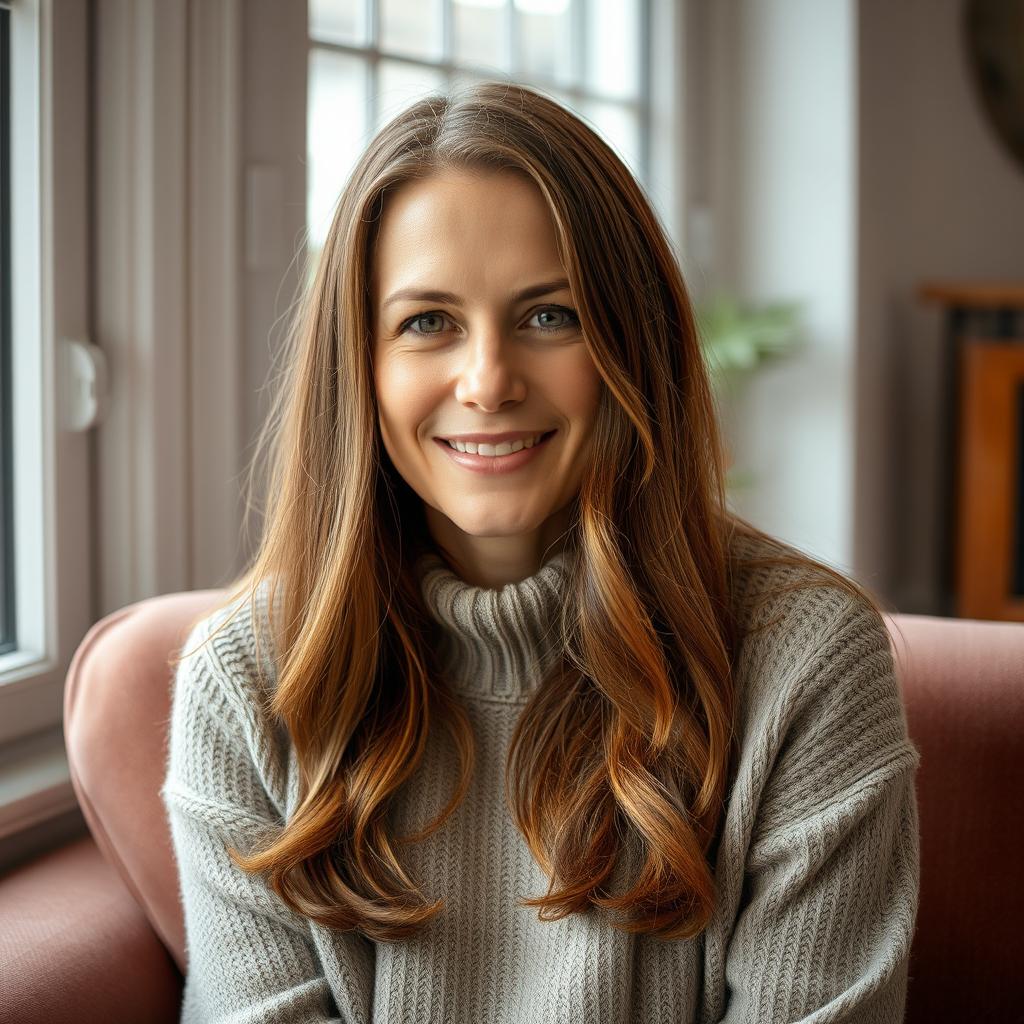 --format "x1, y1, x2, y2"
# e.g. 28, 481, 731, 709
161, 81, 921, 1023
